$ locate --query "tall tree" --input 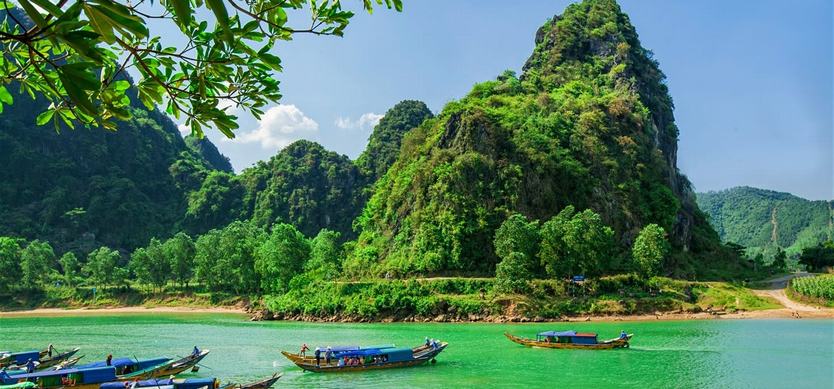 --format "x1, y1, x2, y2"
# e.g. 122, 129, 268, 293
195, 221, 263, 294
539, 206, 615, 278
59, 252, 80, 287
0, 0, 401, 133
305, 229, 342, 280
494, 214, 540, 273
254, 223, 311, 294
0, 237, 22, 291
20, 240, 56, 289
495, 252, 533, 294
632, 224, 669, 278
83, 246, 120, 288
164, 233, 196, 287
